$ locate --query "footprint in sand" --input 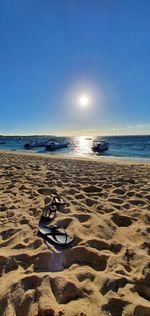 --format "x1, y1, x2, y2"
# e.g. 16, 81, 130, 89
74, 213, 90, 223
102, 297, 128, 316
101, 276, 130, 295
82, 185, 102, 194
20, 274, 42, 291
65, 189, 78, 195
0, 204, 7, 212
112, 188, 125, 195
0, 255, 18, 275
55, 217, 73, 228
1, 228, 21, 240
75, 193, 85, 200
87, 239, 110, 251
85, 198, 97, 207
133, 305, 150, 316
86, 239, 122, 254
132, 271, 150, 301
141, 242, 150, 255
108, 198, 123, 205
65, 246, 108, 272
14, 253, 32, 270
129, 199, 146, 206
0, 256, 7, 276
38, 188, 52, 195
50, 276, 84, 304
145, 194, 150, 201
4, 257, 19, 273
76, 271, 95, 282
111, 213, 134, 227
